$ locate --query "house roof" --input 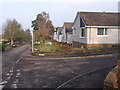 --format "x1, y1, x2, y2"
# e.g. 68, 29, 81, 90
79, 12, 119, 26
64, 22, 73, 34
